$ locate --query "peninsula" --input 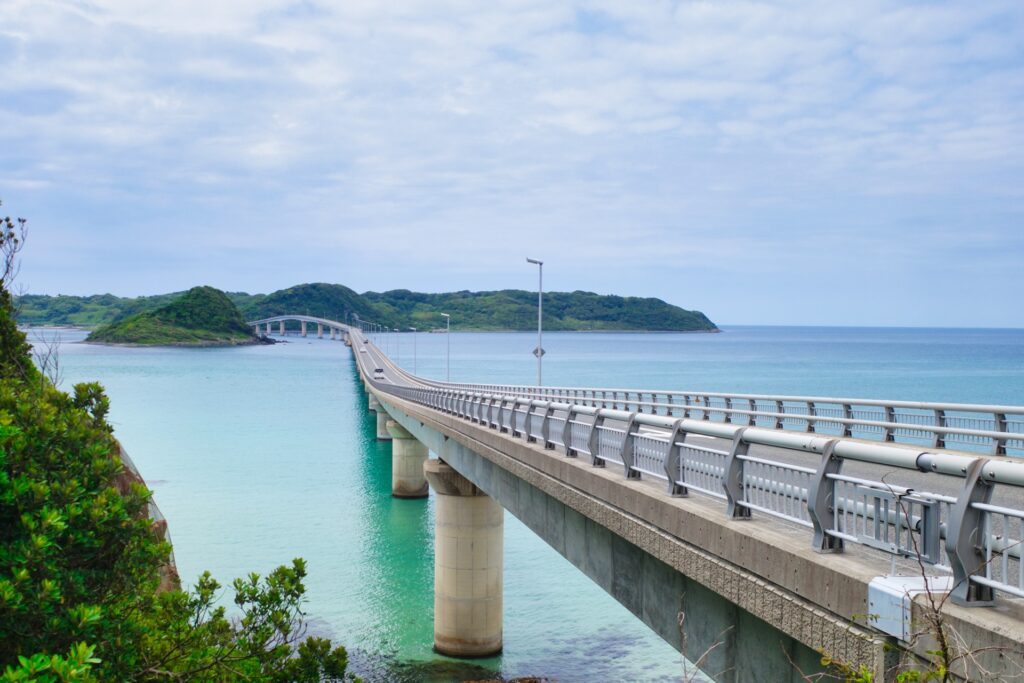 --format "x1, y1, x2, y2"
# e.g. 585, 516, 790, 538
86, 286, 258, 346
